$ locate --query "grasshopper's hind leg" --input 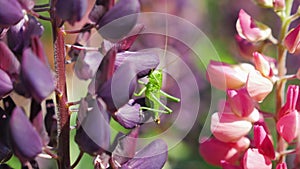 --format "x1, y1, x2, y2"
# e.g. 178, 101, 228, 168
160, 90, 180, 102
150, 93, 172, 113
134, 87, 146, 96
